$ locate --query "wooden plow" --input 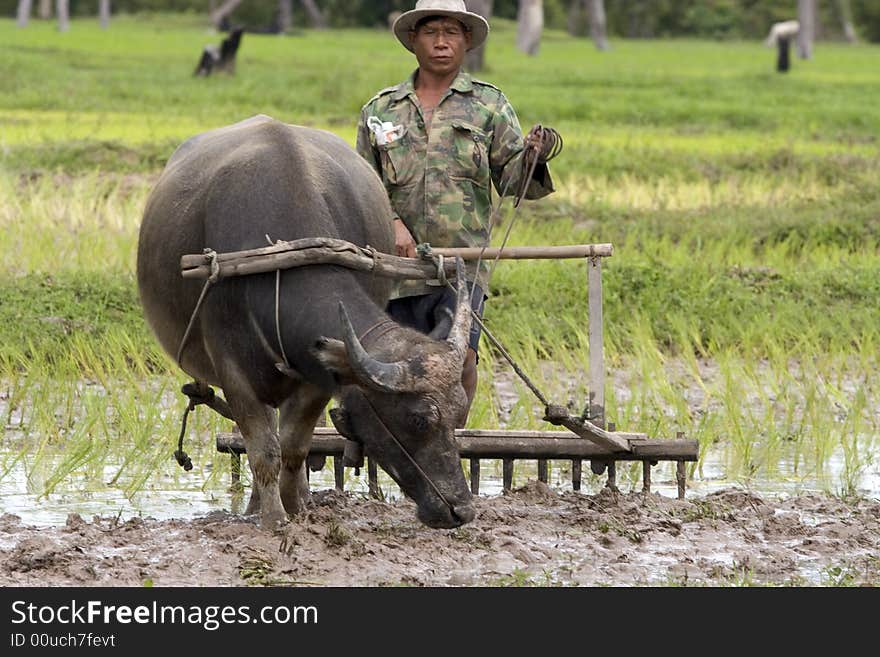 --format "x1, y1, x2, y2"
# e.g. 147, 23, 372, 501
182, 238, 699, 498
